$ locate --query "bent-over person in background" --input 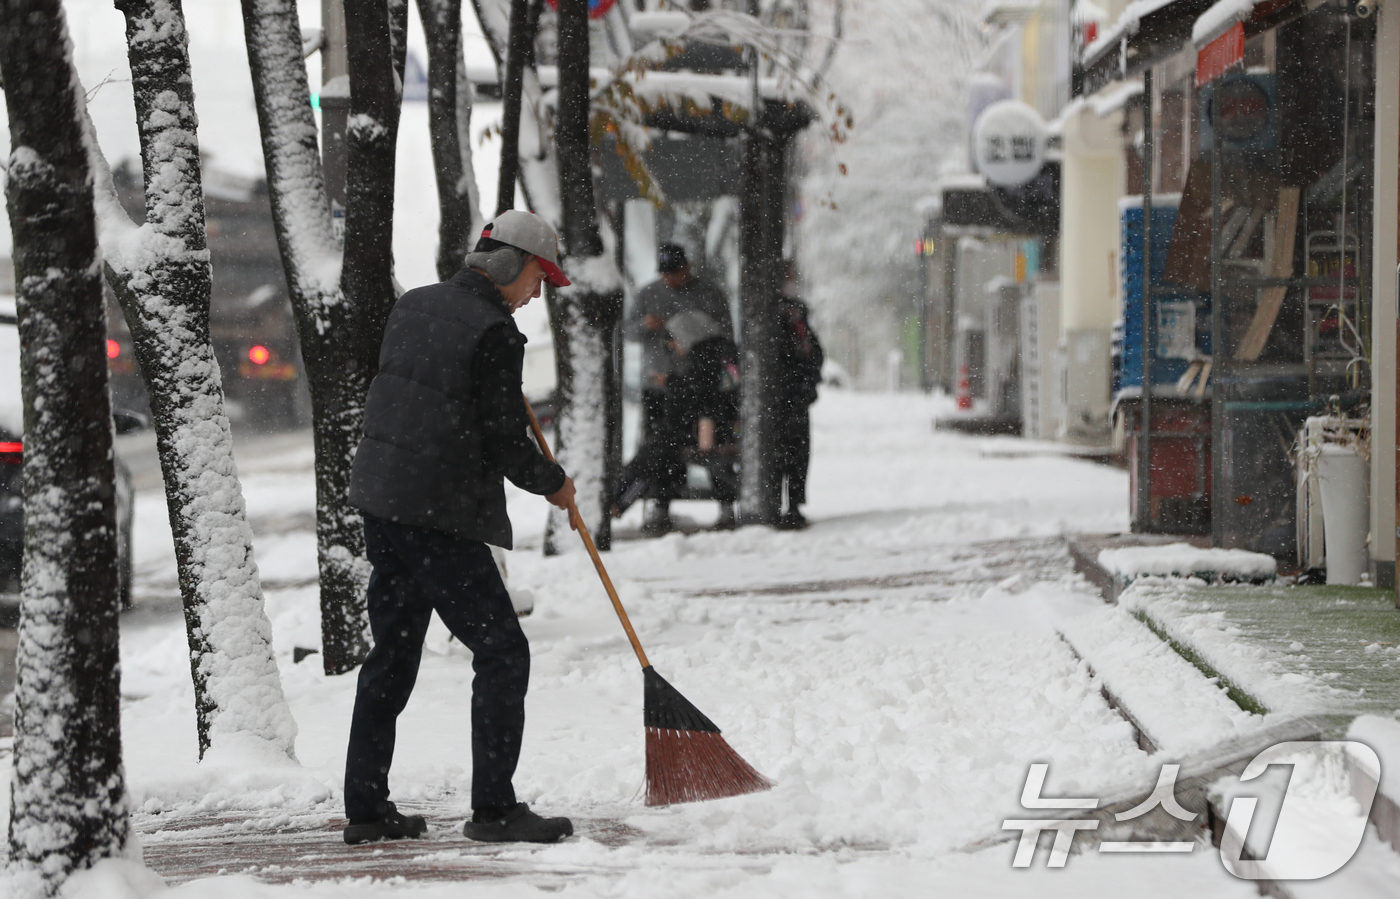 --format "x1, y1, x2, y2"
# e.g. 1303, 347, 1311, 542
625, 243, 733, 533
